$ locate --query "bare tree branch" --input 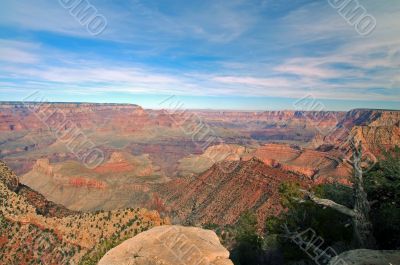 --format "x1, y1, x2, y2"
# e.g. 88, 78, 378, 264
295, 139, 376, 248
300, 189, 356, 217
